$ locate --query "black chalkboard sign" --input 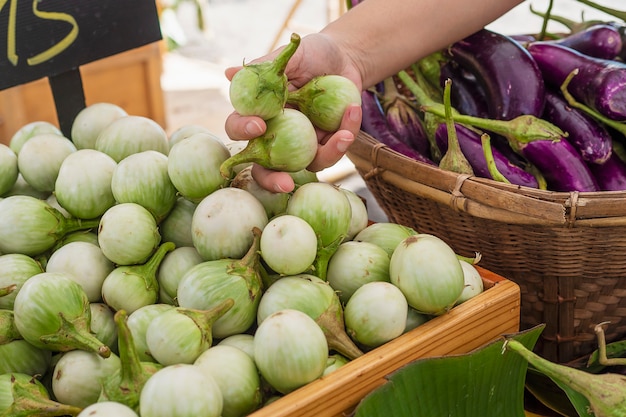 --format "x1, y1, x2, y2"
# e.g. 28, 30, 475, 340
0, 0, 162, 136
